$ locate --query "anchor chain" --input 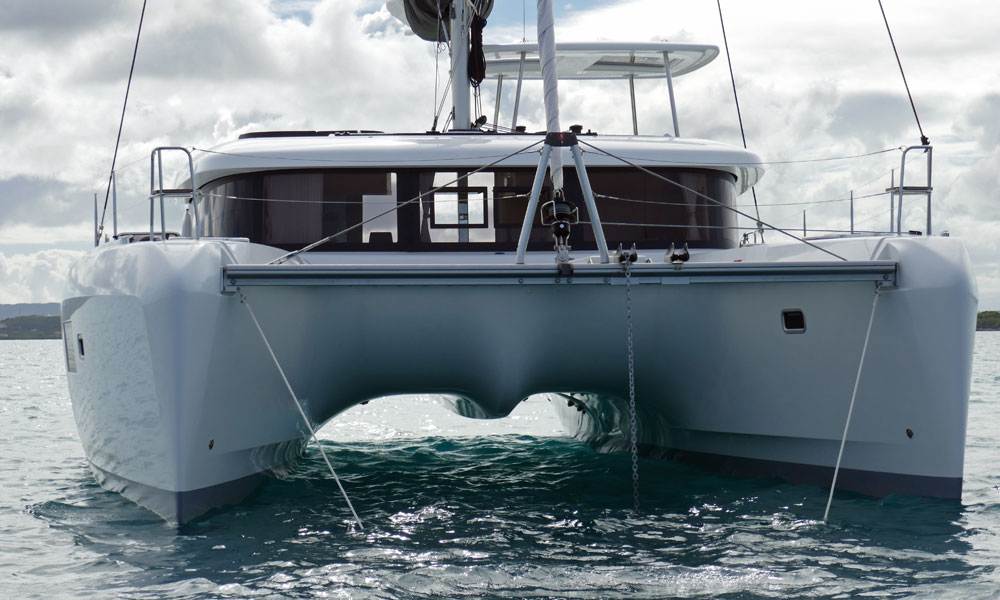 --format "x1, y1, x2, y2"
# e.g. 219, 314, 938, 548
621, 246, 640, 514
